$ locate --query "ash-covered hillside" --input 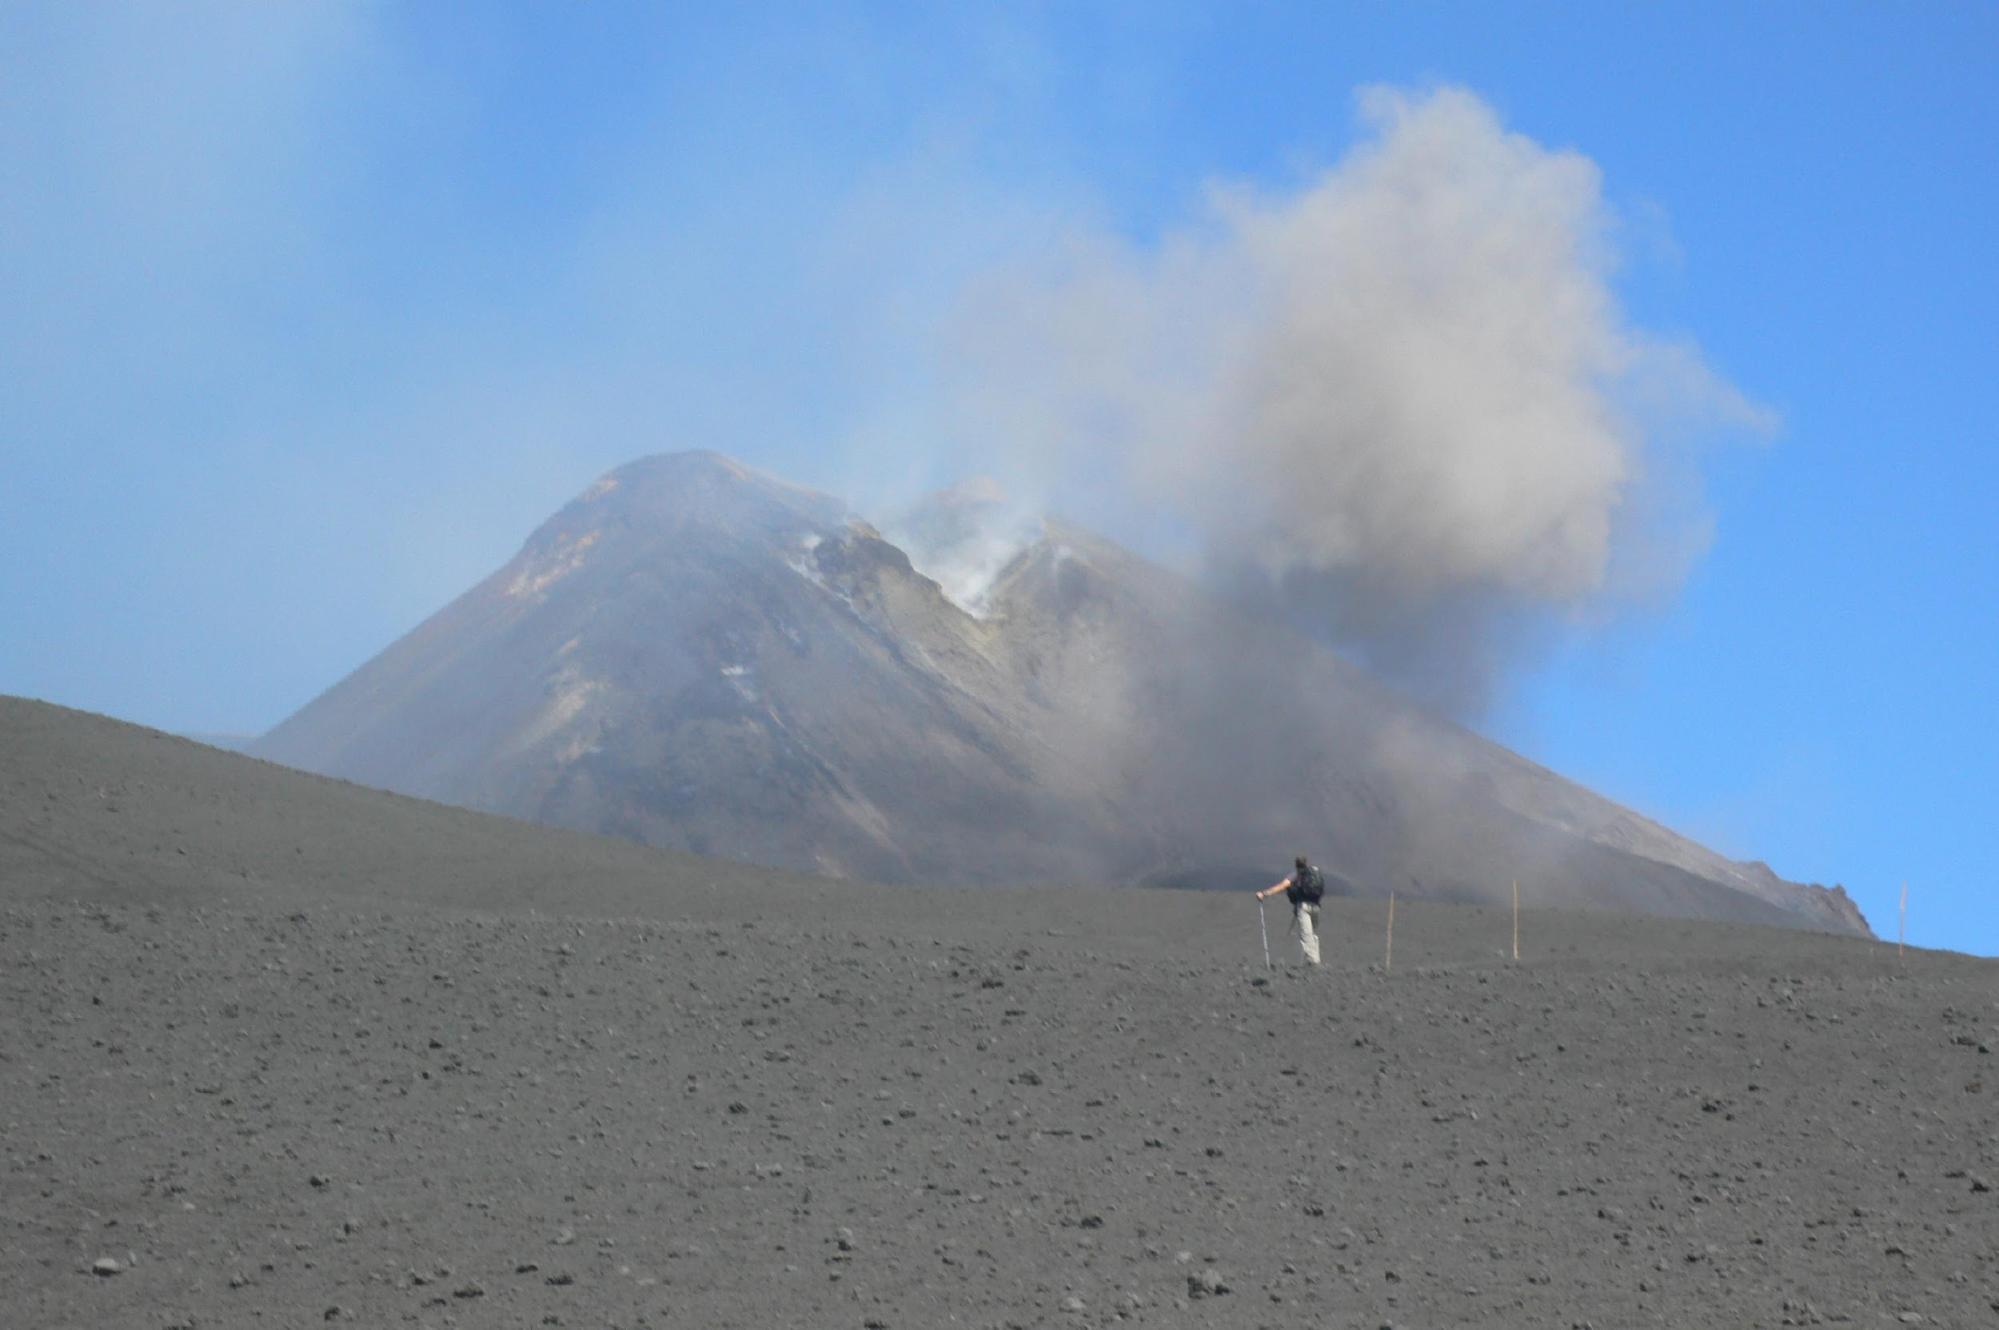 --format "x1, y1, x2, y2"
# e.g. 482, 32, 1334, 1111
252, 451, 1863, 935
2, 697, 1991, 1330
